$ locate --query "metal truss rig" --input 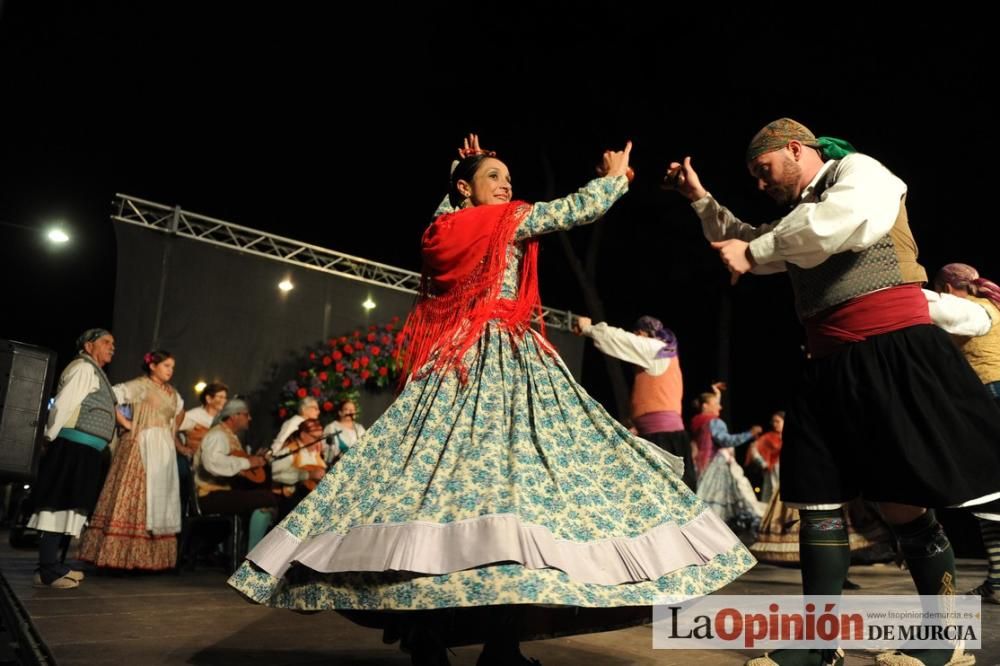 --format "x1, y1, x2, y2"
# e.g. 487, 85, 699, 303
112, 194, 574, 331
